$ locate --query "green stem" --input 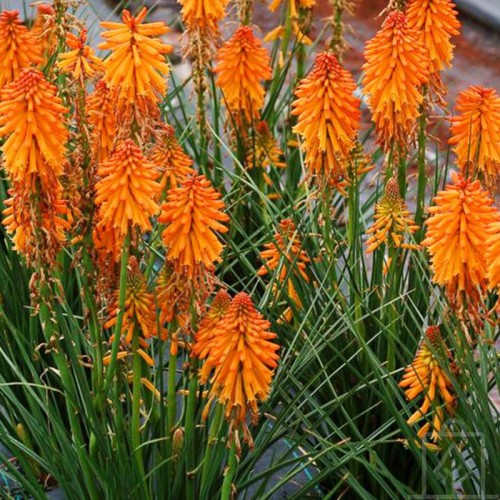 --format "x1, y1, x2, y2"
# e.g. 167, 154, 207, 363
220, 441, 238, 500
103, 232, 130, 395
131, 328, 146, 483
38, 297, 99, 500
415, 112, 427, 234
347, 176, 366, 343
200, 403, 224, 498
167, 350, 178, 435
184, 367, 199, 500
